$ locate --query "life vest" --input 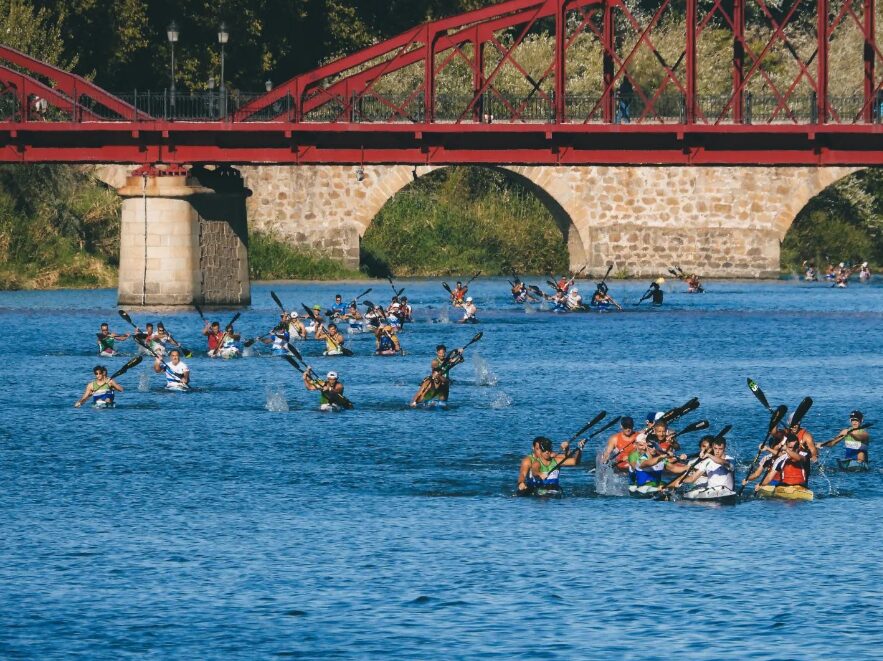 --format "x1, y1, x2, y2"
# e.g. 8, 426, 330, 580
611, 431, 636, 469
631, 451, 664, 487
97, 333, 114, 352
778, 452, 808, 486
91, 380, 114, 404
526, 453, 560, 491
207, 332, 222, 351
379, 334, 394, 352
